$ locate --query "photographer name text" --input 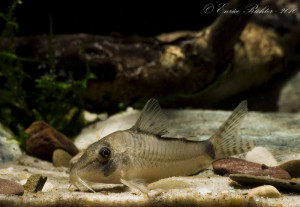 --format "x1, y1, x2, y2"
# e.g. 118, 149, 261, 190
203, 3, 298, 14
